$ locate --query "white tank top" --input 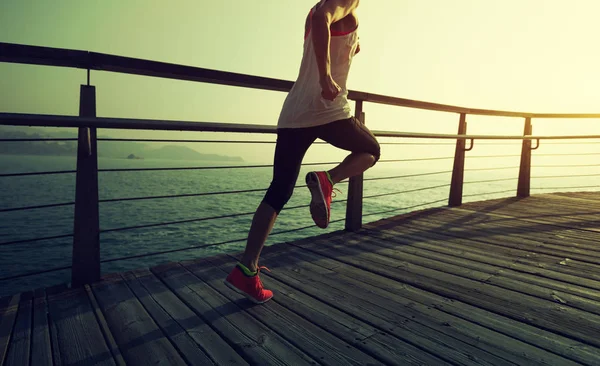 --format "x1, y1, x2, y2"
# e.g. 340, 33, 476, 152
277, 4, 359, 129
